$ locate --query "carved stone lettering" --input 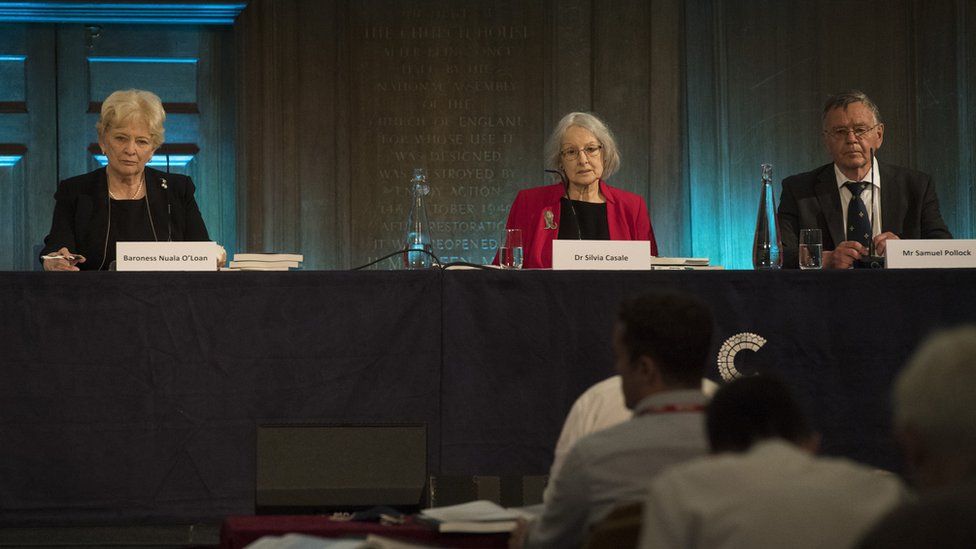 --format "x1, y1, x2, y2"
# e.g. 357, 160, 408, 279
350, 0, 543, 266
